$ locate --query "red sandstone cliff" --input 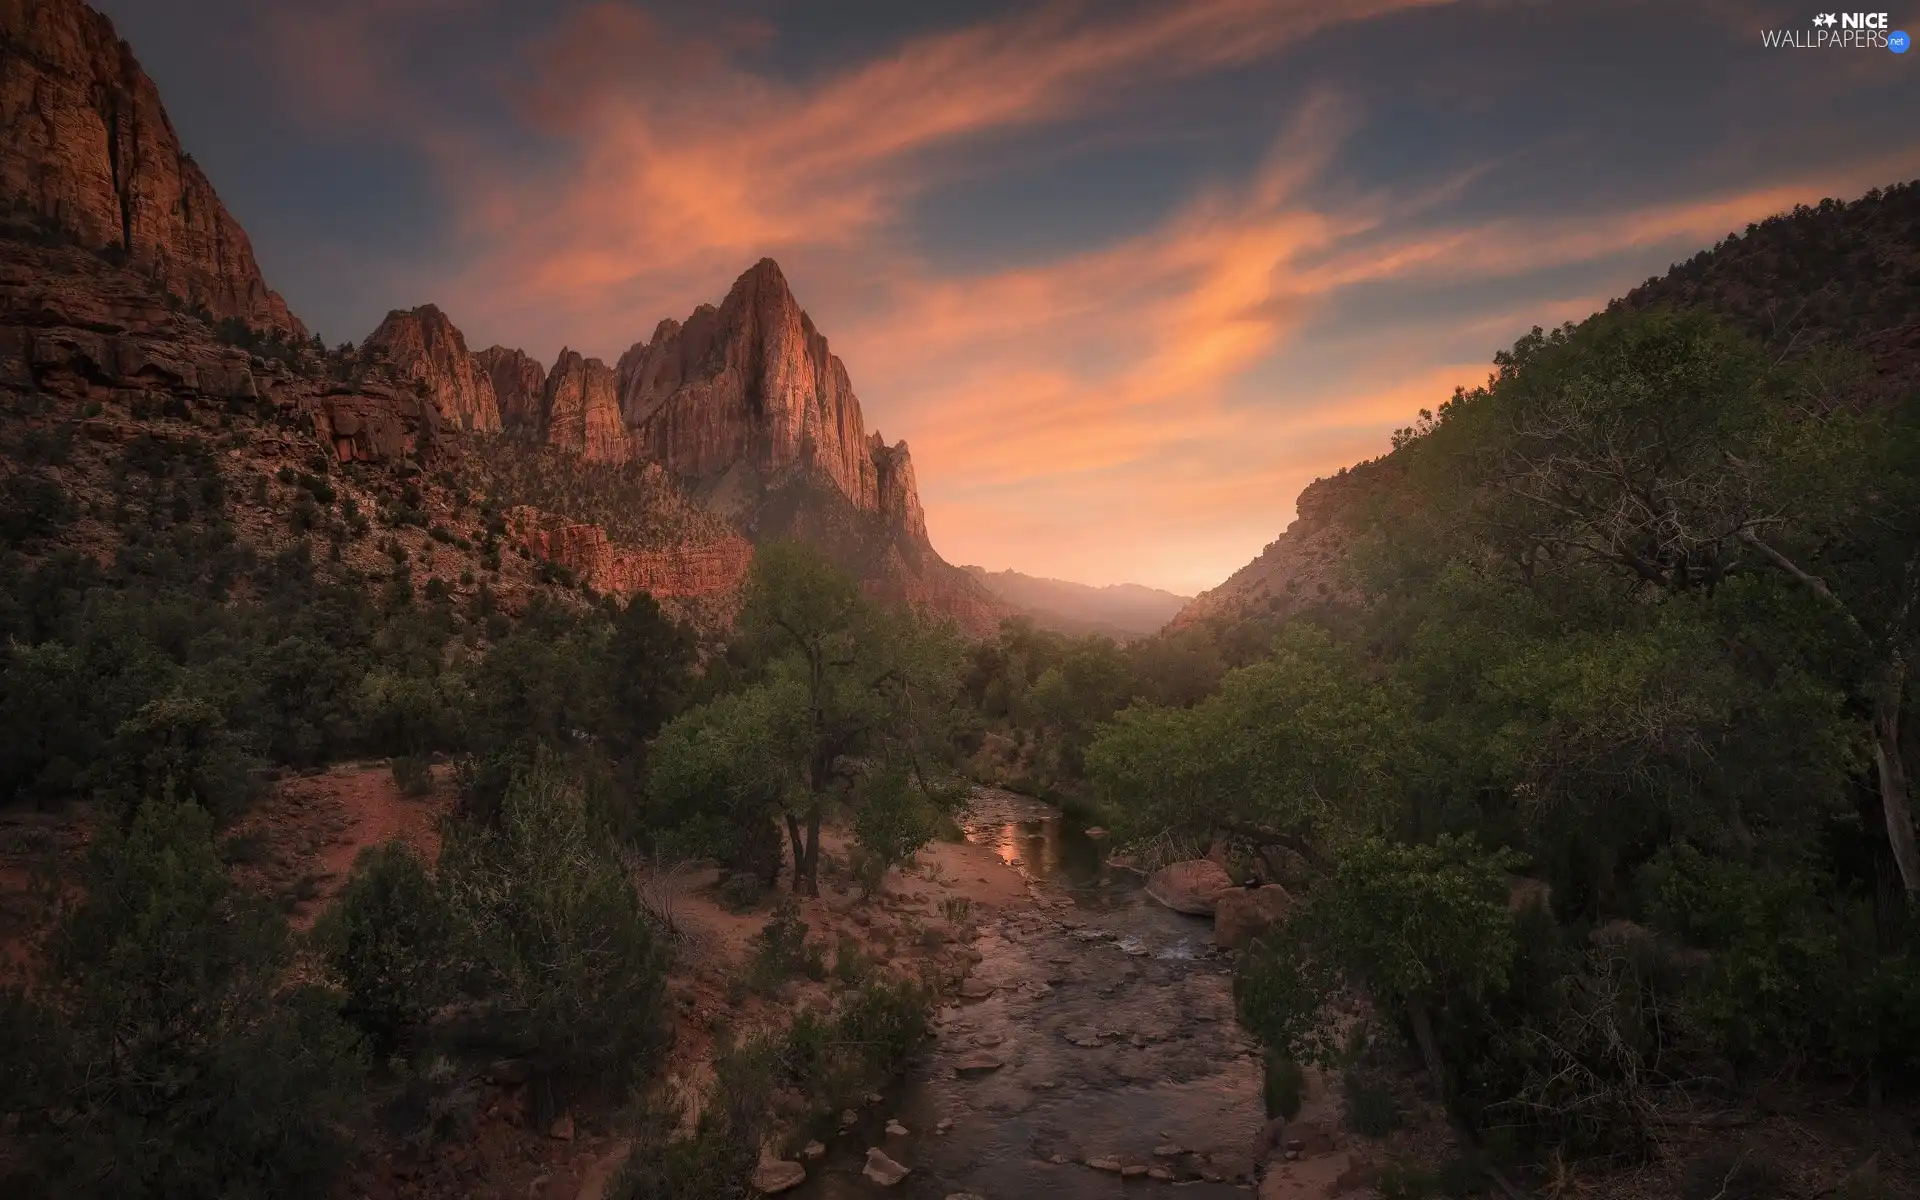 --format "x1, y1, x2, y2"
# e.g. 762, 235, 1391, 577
504, 506, 753, 599
476, 345, 546, 435
0, 0, 304, 337
363, 305, 500, 434
616, 259, 925, 541
542, 349, 630, 464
